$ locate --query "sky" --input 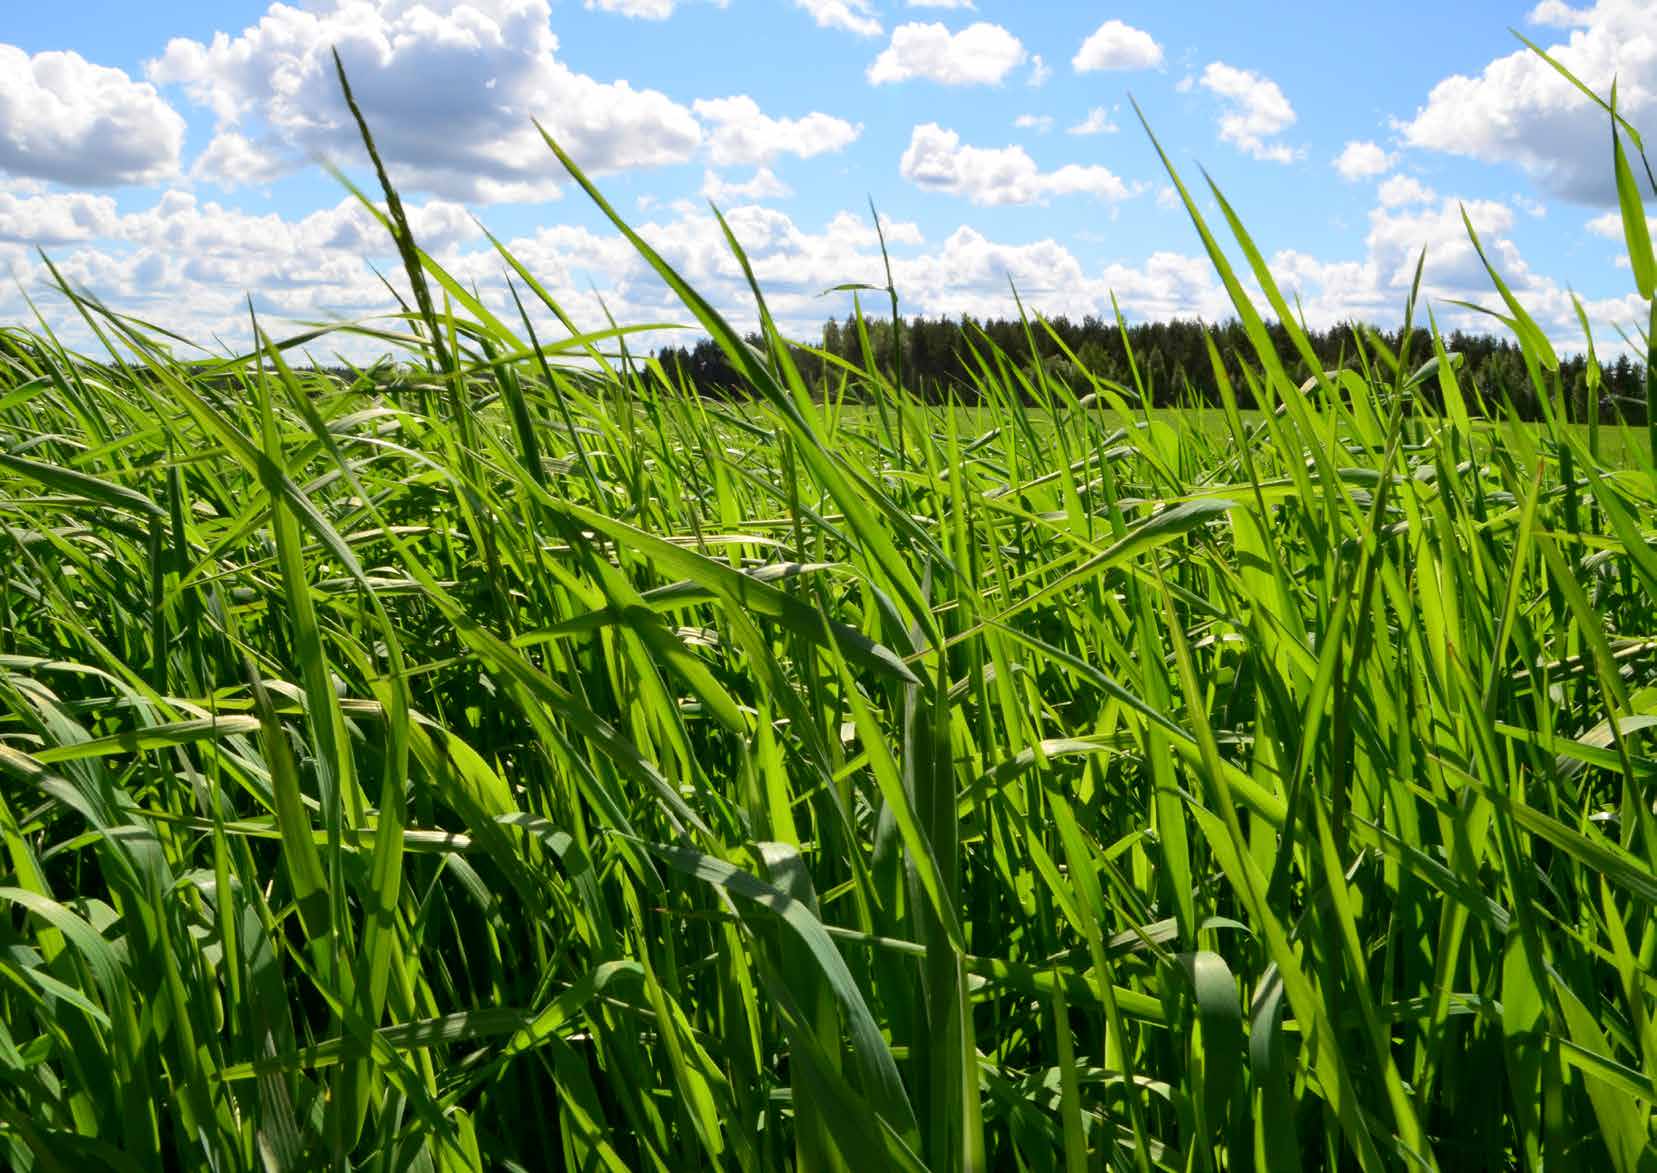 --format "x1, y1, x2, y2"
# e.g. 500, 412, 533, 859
1, 0, 1654, 361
